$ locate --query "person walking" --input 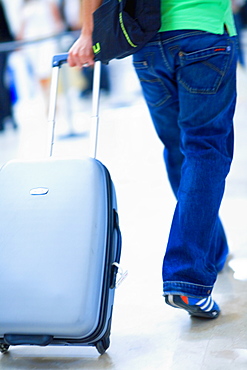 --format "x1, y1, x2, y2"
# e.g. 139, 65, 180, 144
0, 0, 17, 132
68, 0, 238, 319
17, 0, 64, 101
